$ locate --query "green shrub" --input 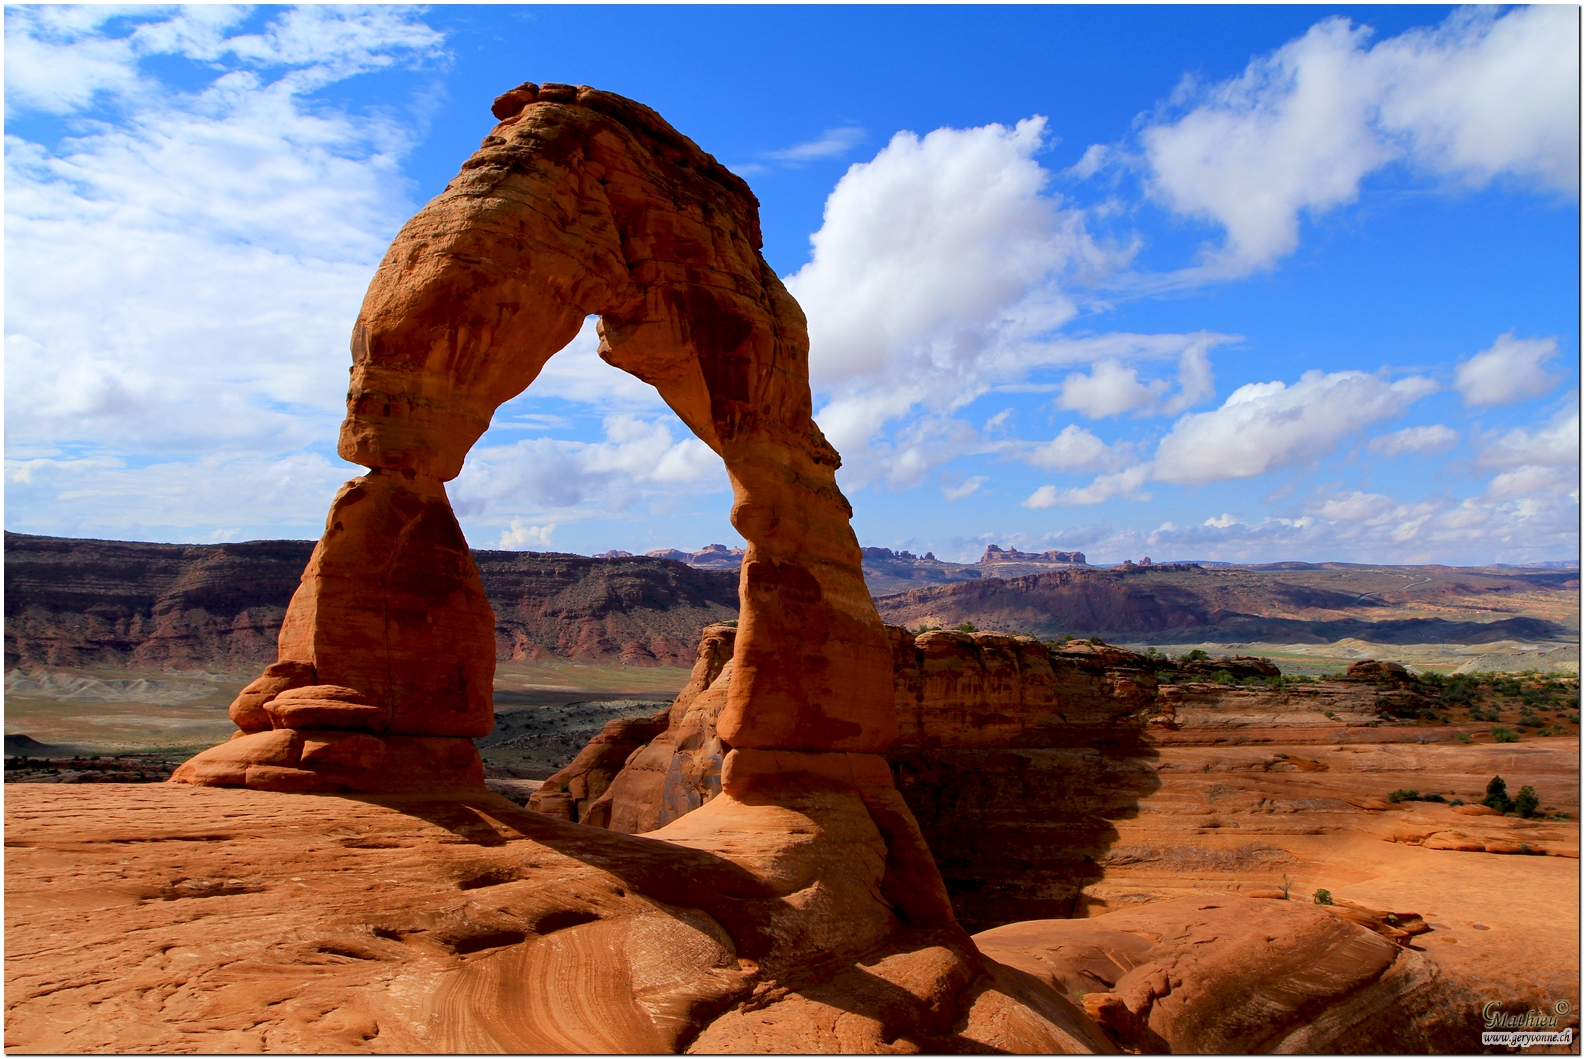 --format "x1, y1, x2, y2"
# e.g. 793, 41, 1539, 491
1449, 798, 1465, 806
1454, 731, 1472, 744
1313, 889, 1334, 906
1483, 775, 1515, 813
1185, 649, 1210, 661
1388, 789, 1420, 803
1211, 669, 1234, 685
1515, 785, 1541, 818
1420, 792, 1446, 803
956, 622, 977, 633
1087, 635, 1105, 645
1491, 727, 1519, 743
